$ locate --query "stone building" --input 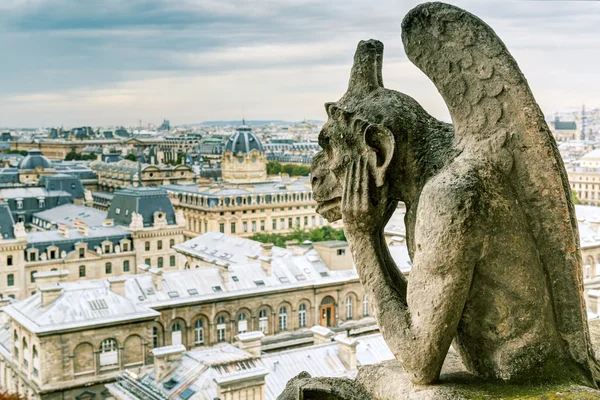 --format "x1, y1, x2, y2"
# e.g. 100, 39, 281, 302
91, 159, 195, 191
0, 233, 376, 400
221, 122, 268, 183
567, 149, 600, 206
550, 117, 578, 142
0, 187, 186, 300
107, 329, 394, 400
165, 178, 330, 240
